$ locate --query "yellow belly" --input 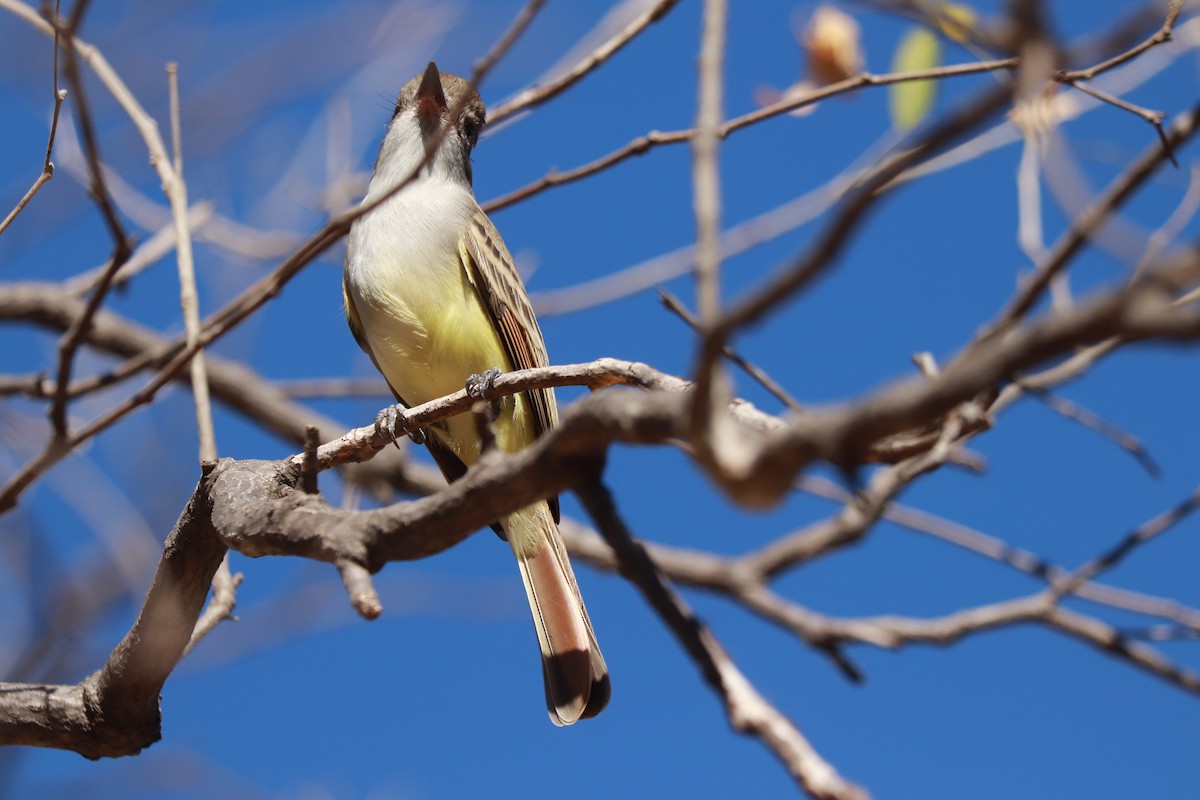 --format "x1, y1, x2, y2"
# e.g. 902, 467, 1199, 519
354, 258, 535, 466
